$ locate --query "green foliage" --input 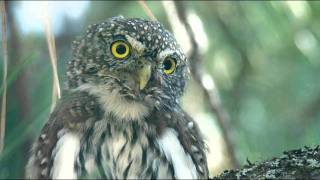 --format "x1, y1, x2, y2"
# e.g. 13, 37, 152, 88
1, 1, 320, 178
